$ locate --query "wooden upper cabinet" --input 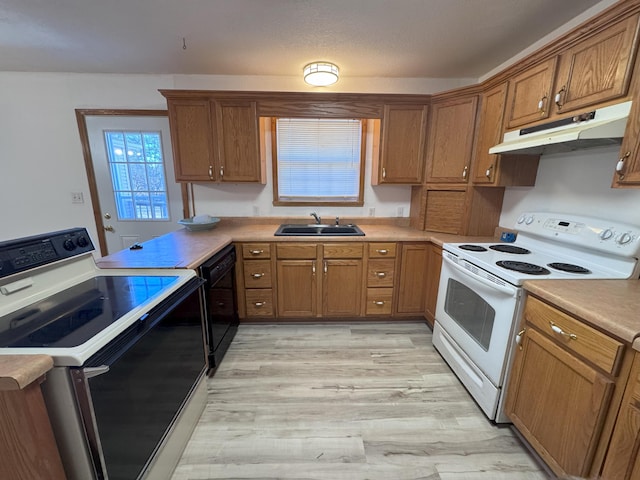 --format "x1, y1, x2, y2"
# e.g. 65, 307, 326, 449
472, 83, 539, 186
166, 98, 217, 182
505, 14, 640, 130
214, 100, 264, 183
505, 57, 557, 129
425, 95, 478, 183
377, 104, 428, 184
555, 14, 639, 115
613, 100, 640, 187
